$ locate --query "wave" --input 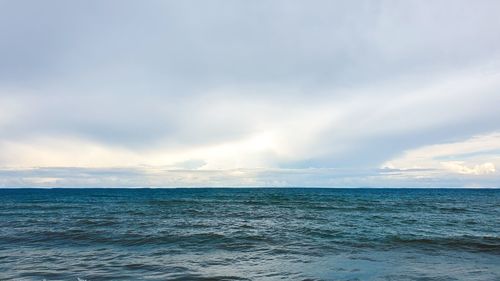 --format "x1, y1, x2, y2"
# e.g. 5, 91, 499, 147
388, 235, 500, 253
